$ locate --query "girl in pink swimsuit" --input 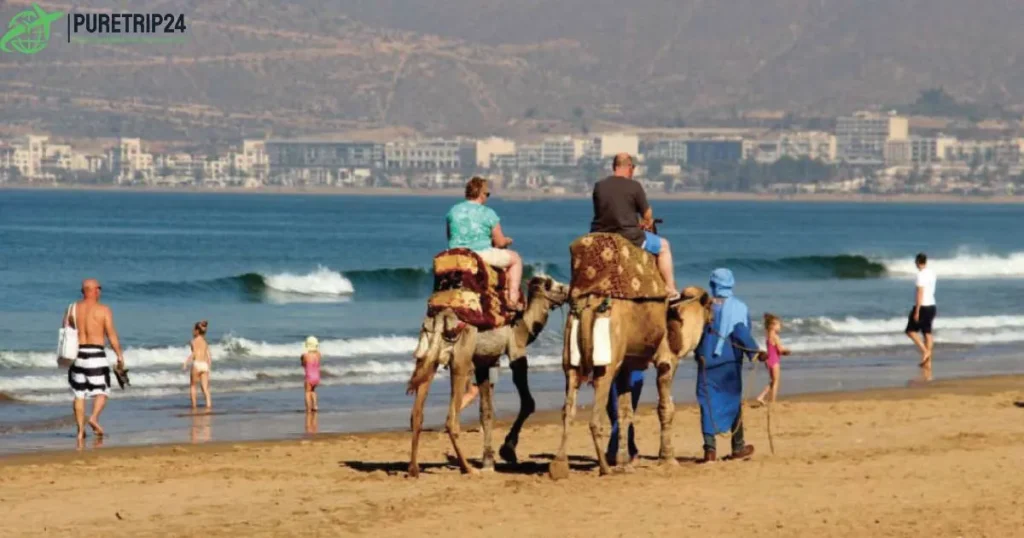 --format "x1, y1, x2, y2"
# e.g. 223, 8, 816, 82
301, 336, 321, 412
757, 313, 789, 405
